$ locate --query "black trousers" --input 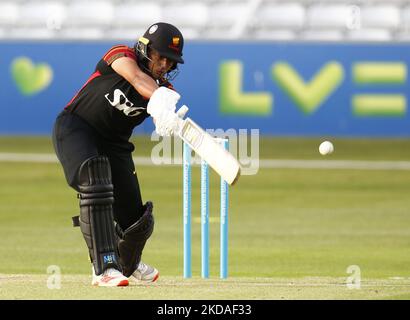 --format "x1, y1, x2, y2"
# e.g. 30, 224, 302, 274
52, 110, 144, 229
